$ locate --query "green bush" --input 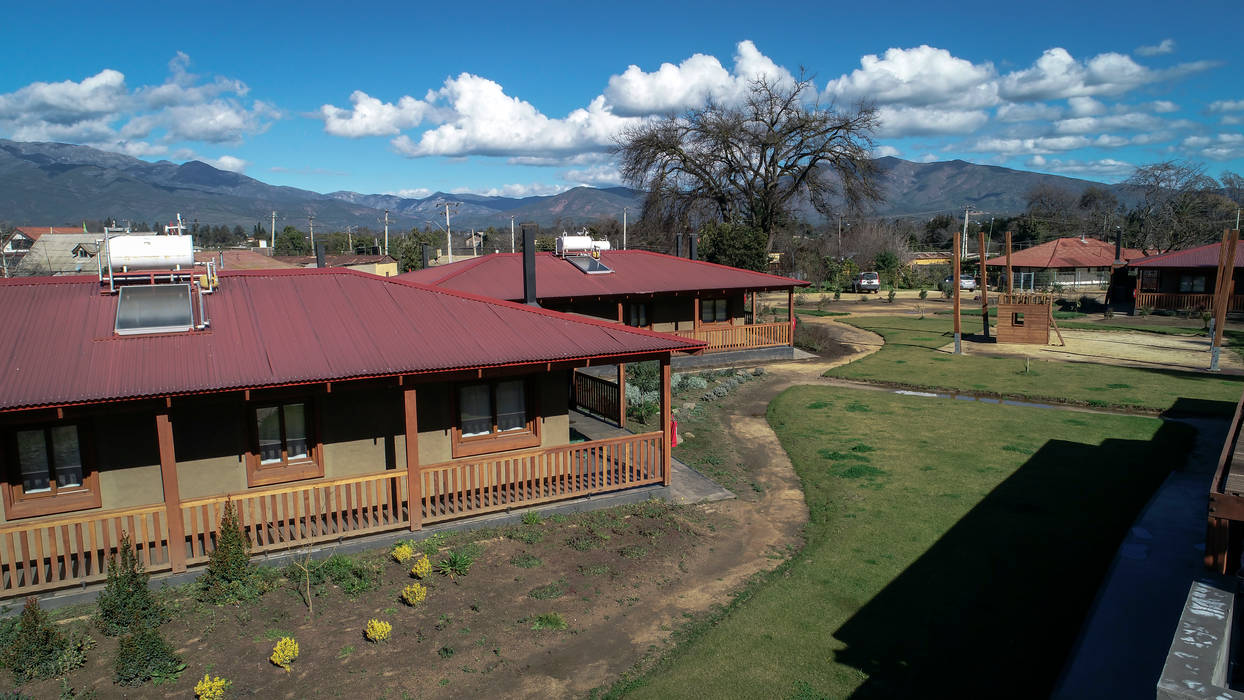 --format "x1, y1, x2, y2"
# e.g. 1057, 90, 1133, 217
436, 548, 476, 578
198, 500, 272, 604
94, 535, 168, 636
2, 598, 91, 684
918, 288, 928, 300
302, 554, 382, 597
113, 626, 184, 686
